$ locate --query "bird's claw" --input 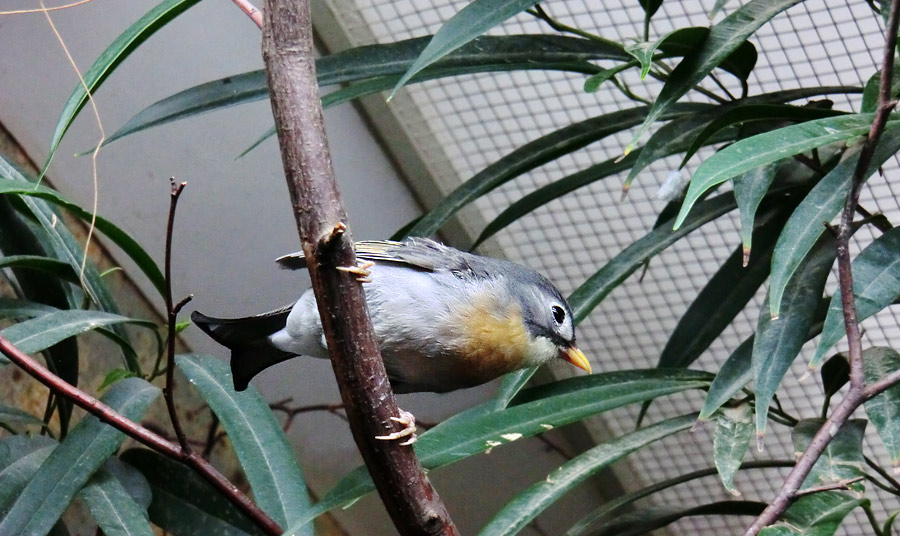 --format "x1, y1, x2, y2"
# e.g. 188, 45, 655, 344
337, 260, 375, 282
375, 408, 417, 445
